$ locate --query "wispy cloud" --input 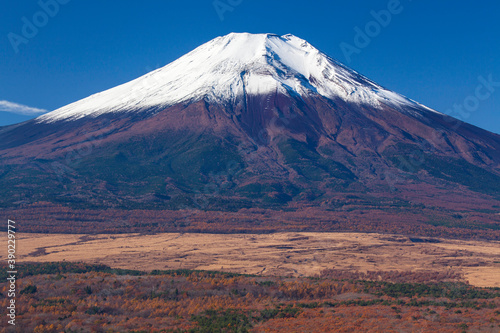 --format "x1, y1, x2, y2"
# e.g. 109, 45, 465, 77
0, 100, 48, 115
